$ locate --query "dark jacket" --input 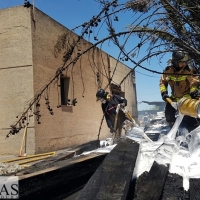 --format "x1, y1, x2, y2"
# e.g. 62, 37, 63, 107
102, 94, 127, 128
